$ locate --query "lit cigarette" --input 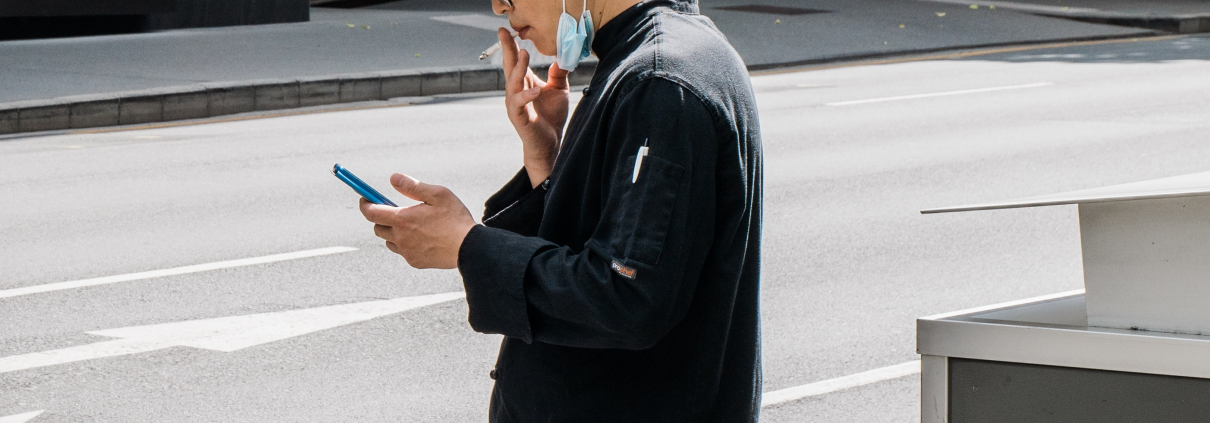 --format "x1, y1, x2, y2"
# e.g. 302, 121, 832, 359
479, 43, 501, 60
479, 31, 518, 60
